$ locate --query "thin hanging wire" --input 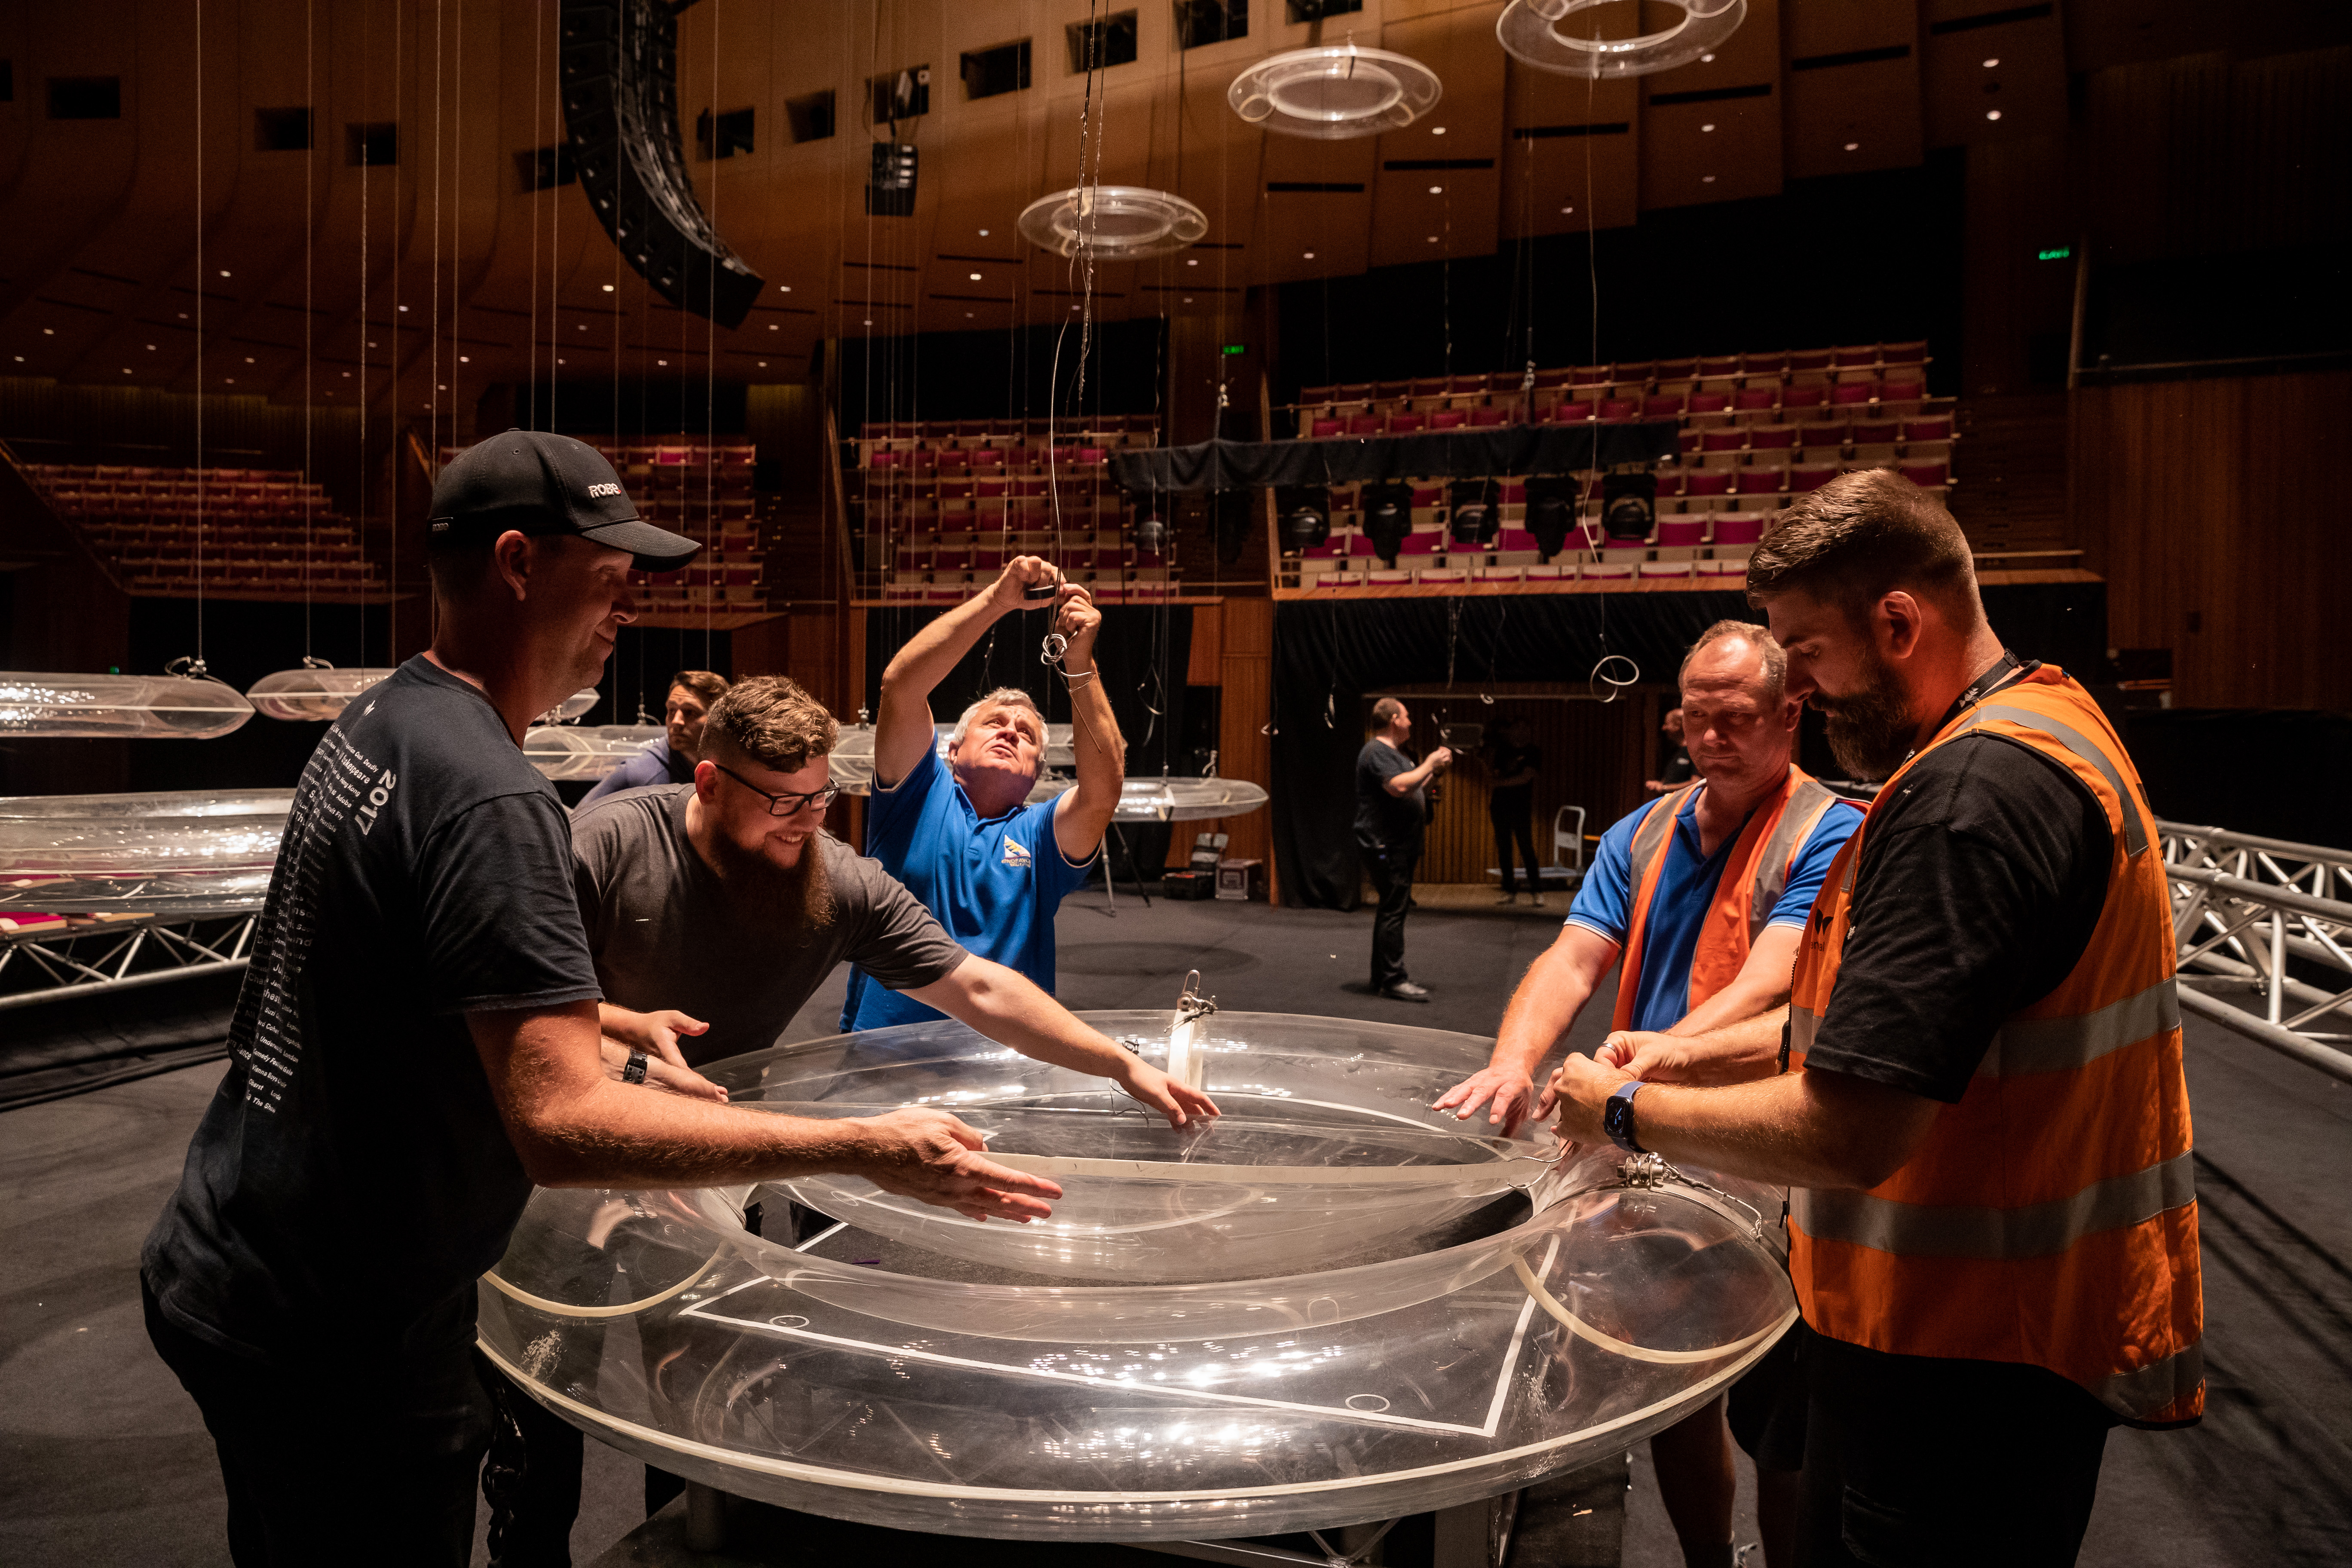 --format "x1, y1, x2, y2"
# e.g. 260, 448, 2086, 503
301, 0, 316, 658
704, 0, 718, 673
429, 0, 443, 469
355, 0, 369, 667
528, 0, 542, 430
193, 0, 205, 670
